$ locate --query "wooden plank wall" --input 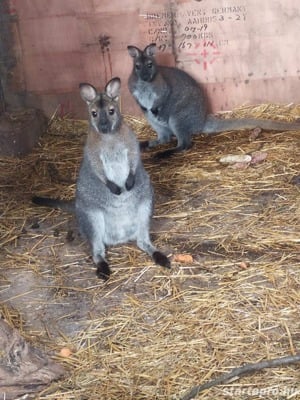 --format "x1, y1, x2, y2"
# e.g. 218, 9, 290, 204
8, 0, 300, 118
